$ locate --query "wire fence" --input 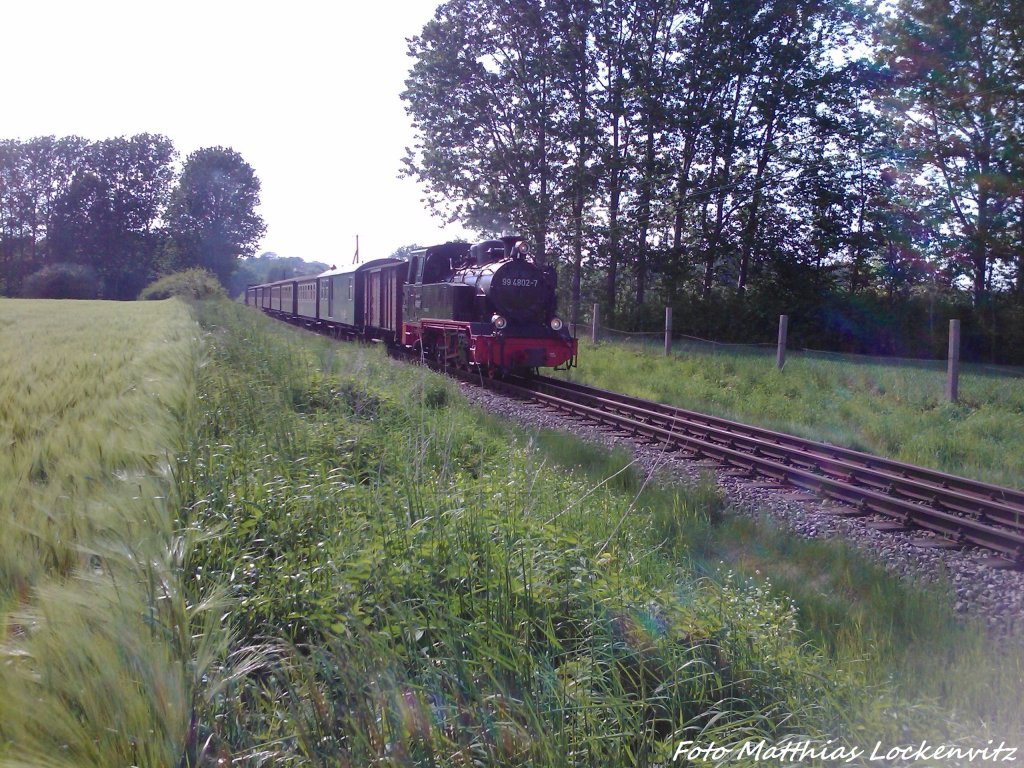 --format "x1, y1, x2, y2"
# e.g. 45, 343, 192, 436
572, 319, 1024, 379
